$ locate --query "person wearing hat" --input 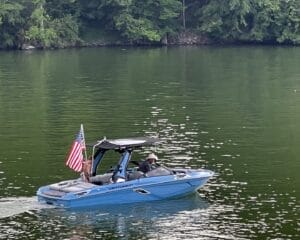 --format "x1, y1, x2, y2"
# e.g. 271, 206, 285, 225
138, 153, 158, 173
